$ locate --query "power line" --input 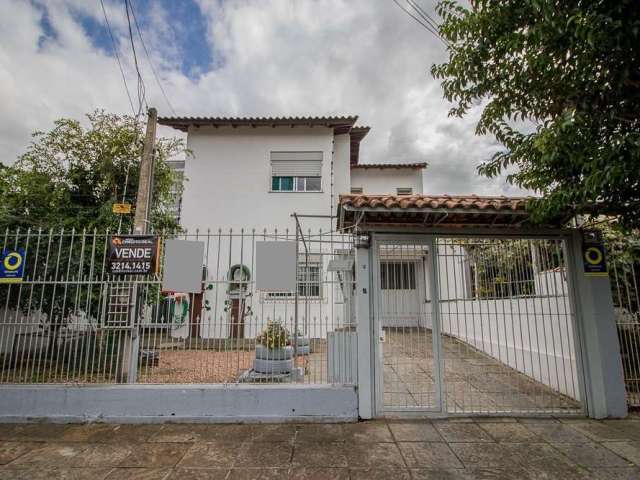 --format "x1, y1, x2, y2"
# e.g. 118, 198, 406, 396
124, 0, 147, 121
406, 0, 441, 33
128, 0, 177, 116
391, 0, 448, 47
99, 0, 136, 116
